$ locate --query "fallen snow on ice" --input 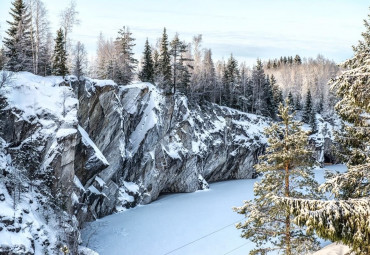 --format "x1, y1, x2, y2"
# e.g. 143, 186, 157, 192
82, 165, 347, 255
